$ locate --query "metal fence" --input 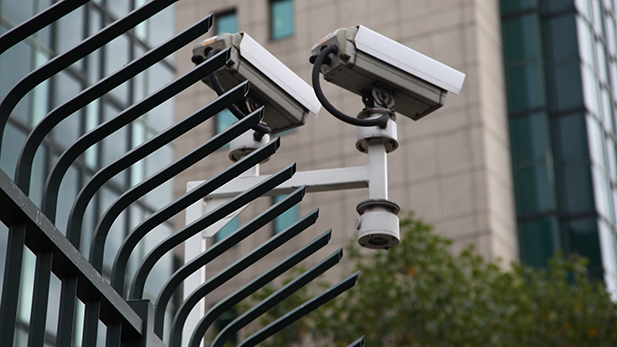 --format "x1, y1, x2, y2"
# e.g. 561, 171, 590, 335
0, 1, 361, 346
